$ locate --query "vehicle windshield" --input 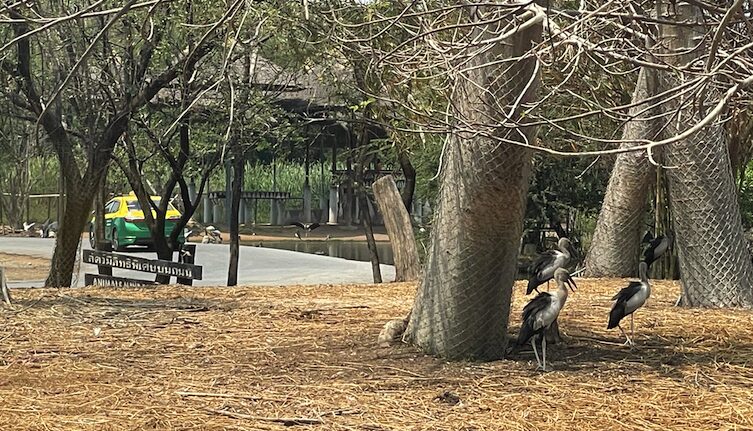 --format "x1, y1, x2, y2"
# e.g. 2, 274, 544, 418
126, 199, 177, 211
